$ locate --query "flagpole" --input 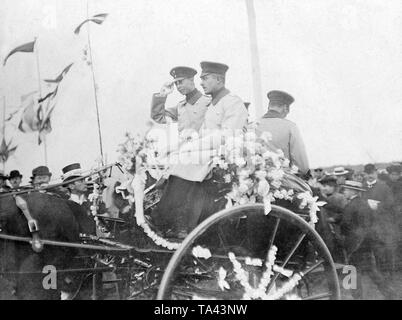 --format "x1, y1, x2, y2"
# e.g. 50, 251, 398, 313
245, 0, 264, 118
86, 0, 105, 166
2, 96, 5, 171
34, 37, 48, 166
